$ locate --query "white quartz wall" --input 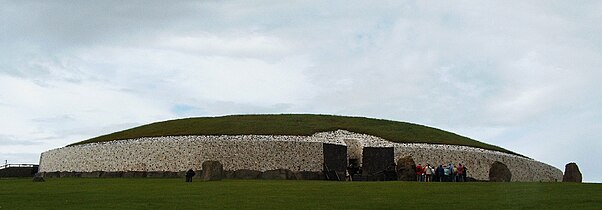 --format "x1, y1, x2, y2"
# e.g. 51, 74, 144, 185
40, 135, 328, 172
39, 130, 563, 182
393, 144, 562, 182
315, 130, 563, 182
